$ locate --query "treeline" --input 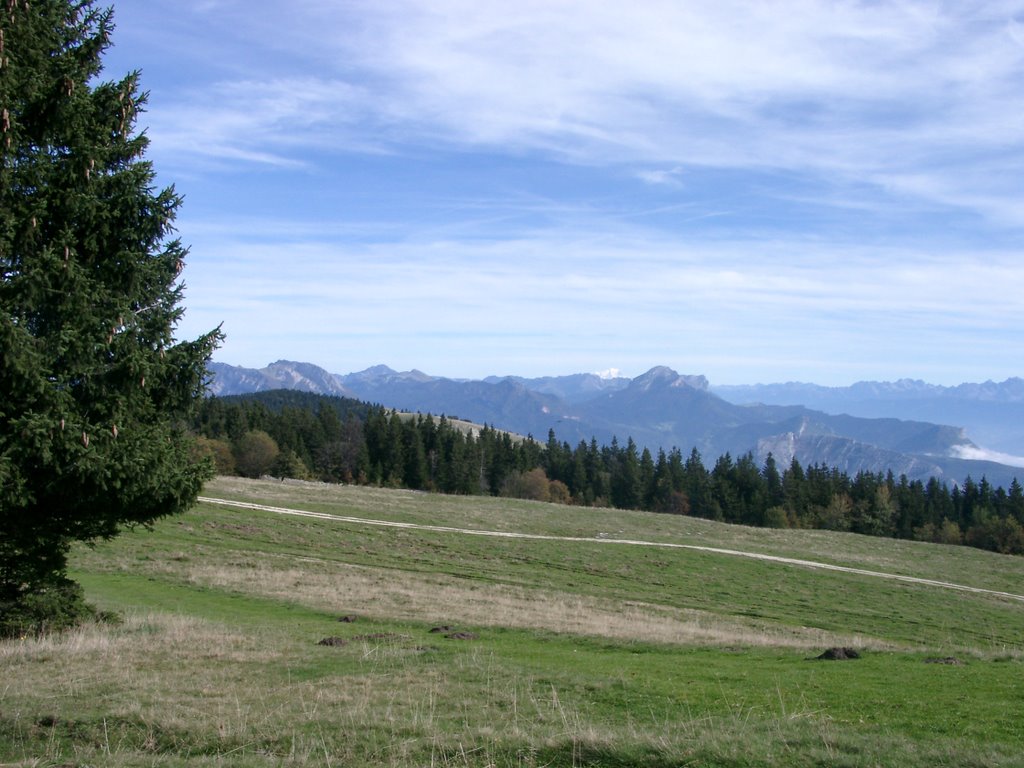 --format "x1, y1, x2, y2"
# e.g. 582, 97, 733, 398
192, 391, 1024, 555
